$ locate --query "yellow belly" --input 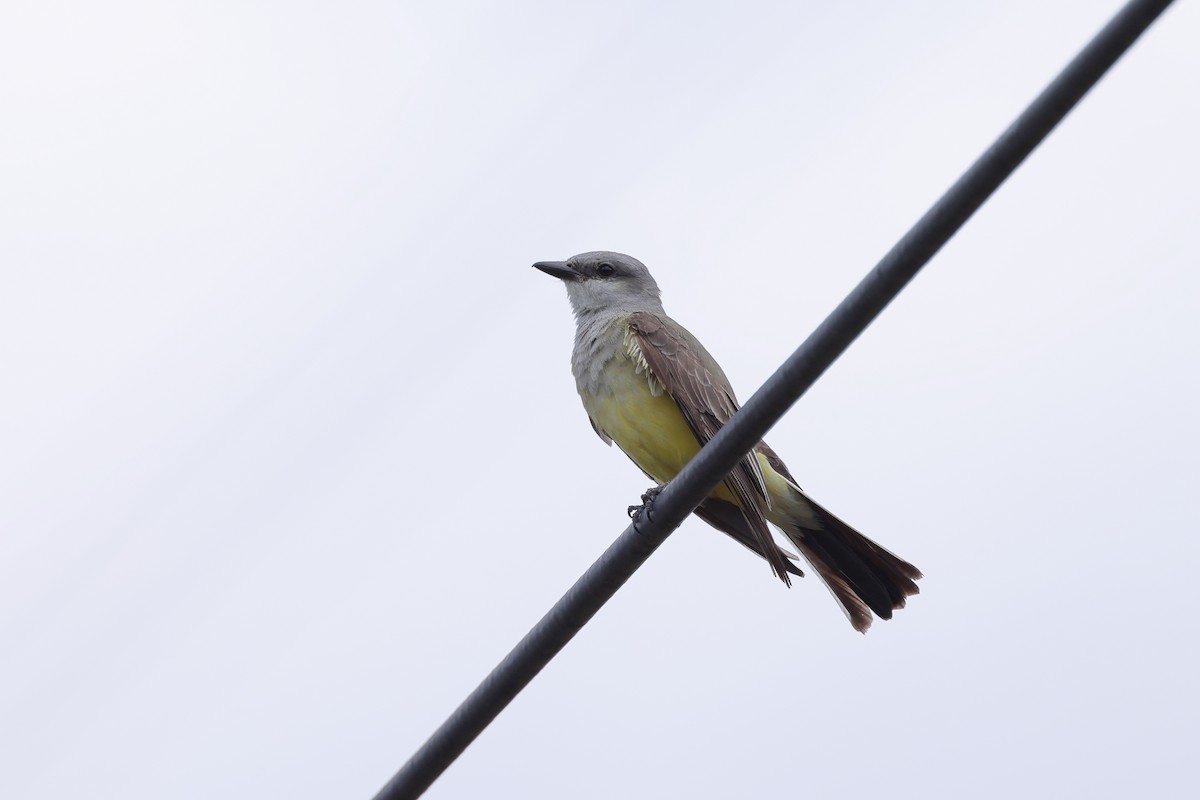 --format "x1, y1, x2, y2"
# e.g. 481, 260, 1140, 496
581, 353, 745, 504
584, 374, 698, 484
580, 348, 816, 526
